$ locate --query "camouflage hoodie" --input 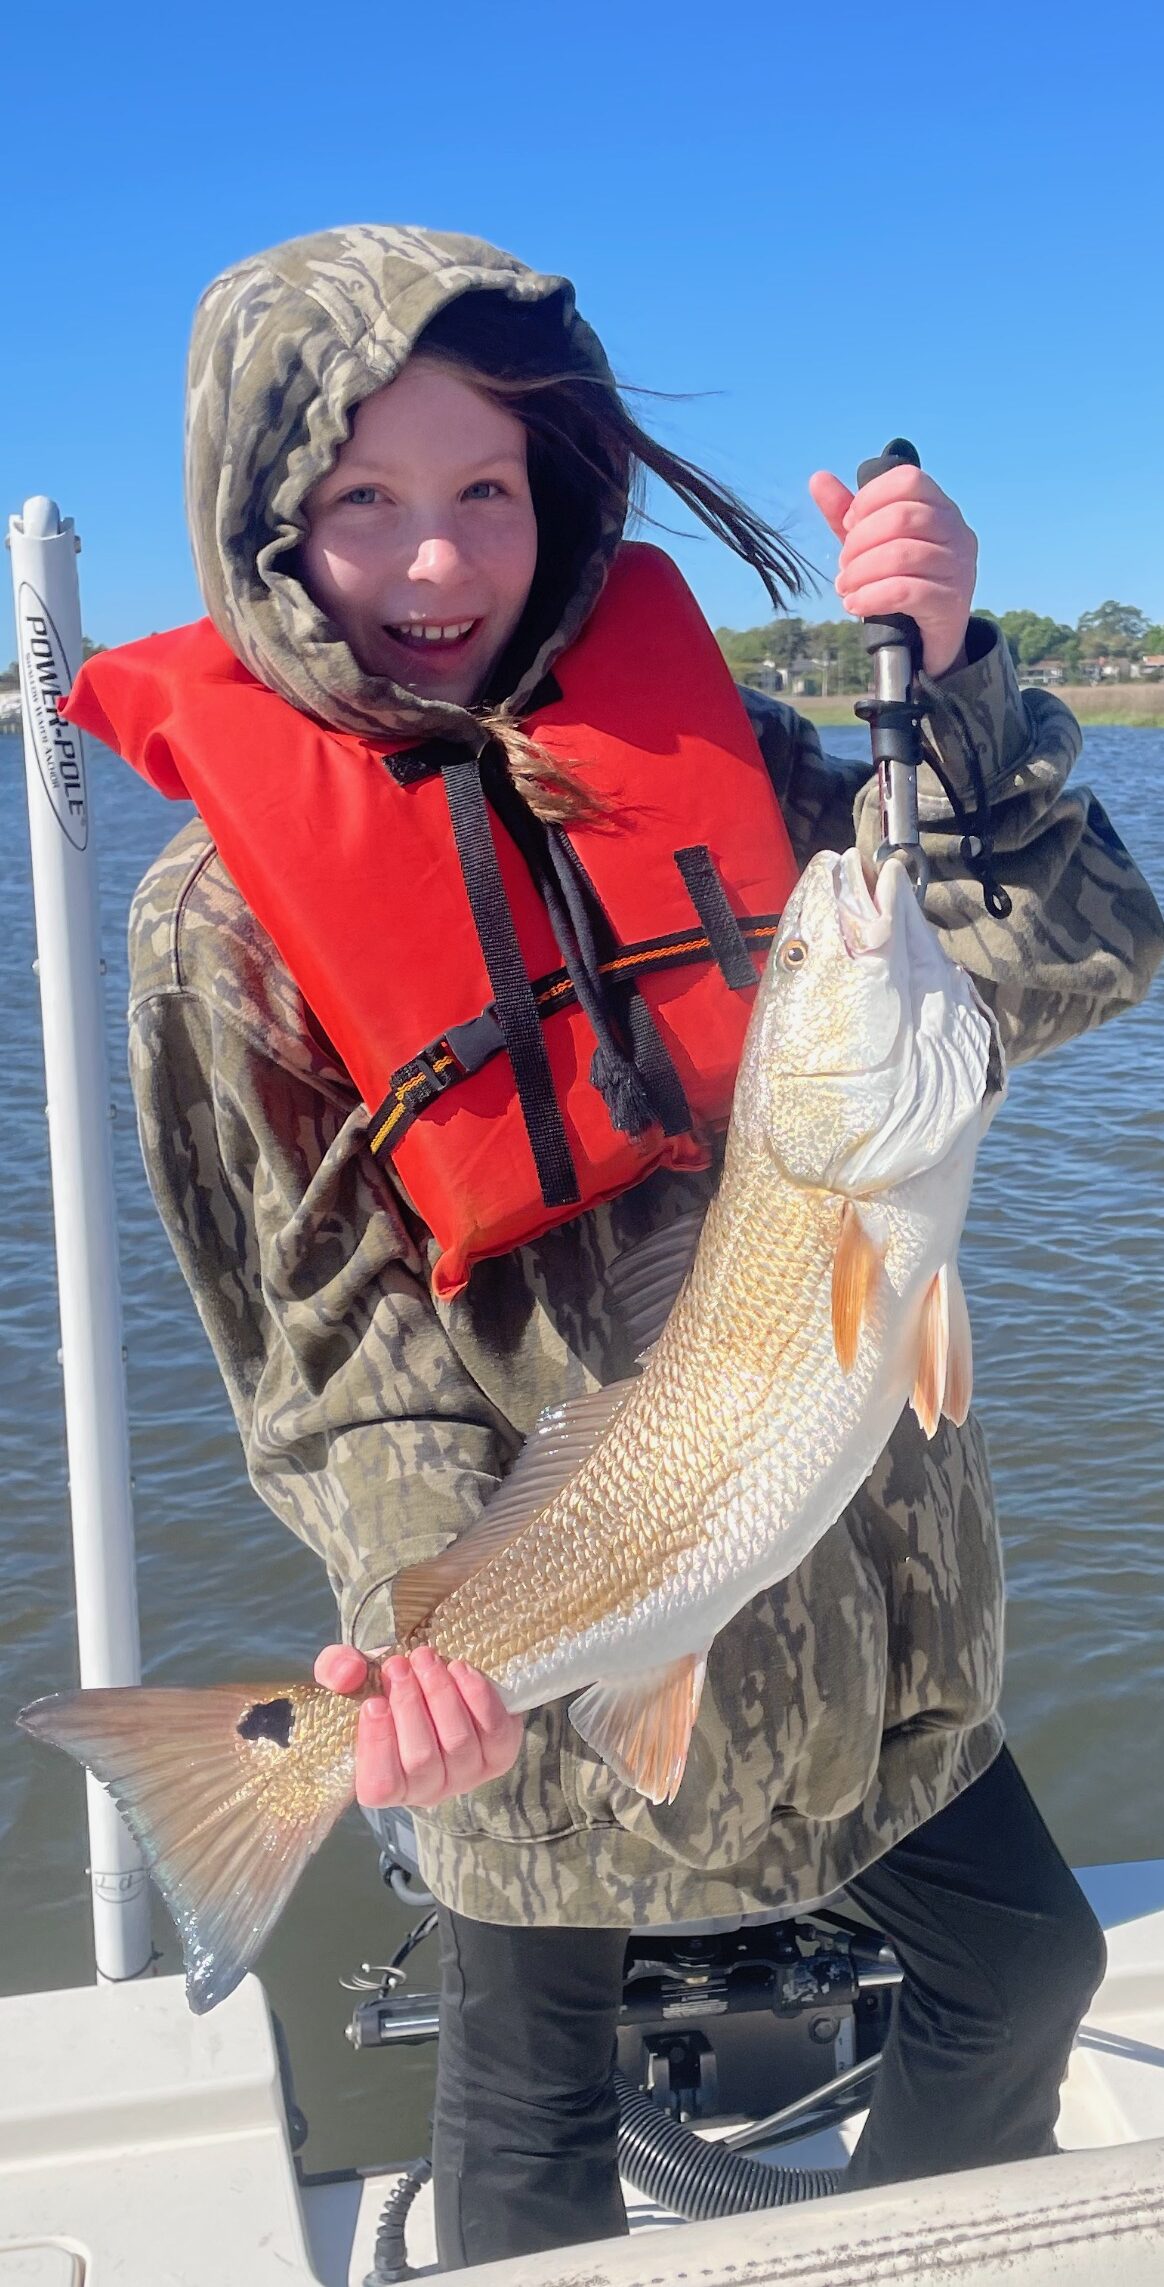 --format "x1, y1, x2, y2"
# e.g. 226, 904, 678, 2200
126, 225, 1164, 1927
